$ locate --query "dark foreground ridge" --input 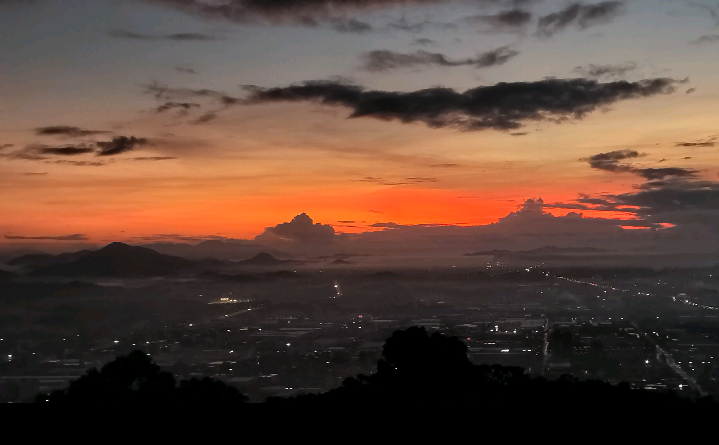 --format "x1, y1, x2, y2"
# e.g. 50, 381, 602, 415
35, 349, 247, 404
35, 327, 719, 411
